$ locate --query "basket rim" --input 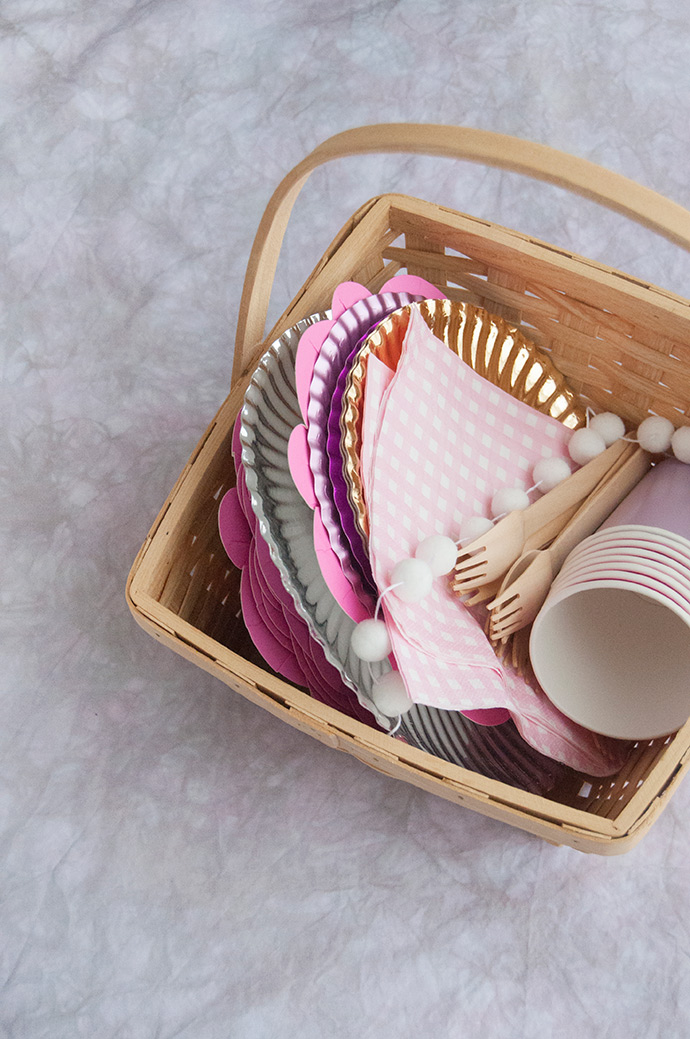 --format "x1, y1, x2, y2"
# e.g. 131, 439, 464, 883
128, 190, 690, 854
